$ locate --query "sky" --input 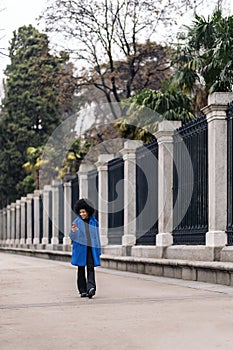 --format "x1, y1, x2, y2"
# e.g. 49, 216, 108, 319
0, 0, 47, 93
